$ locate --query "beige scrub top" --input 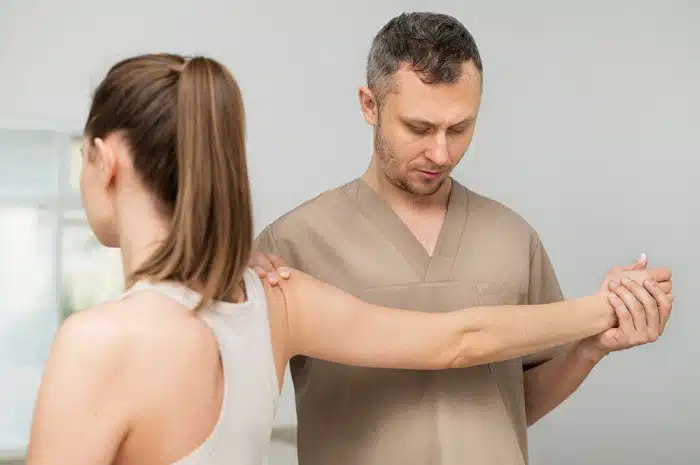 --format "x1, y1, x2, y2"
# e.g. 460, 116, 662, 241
255, 178, 564, 465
